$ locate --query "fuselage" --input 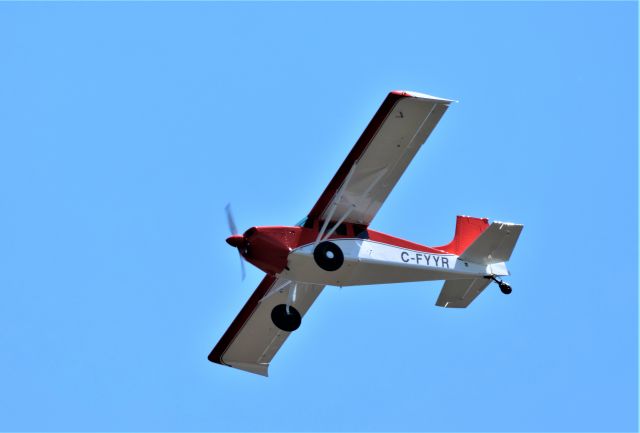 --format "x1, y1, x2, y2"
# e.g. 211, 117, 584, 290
230, 220, 506, 287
